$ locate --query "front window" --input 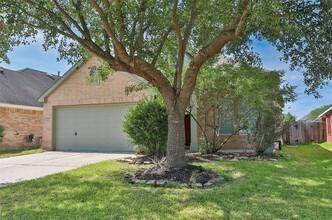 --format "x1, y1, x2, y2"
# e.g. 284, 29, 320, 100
217, 104, 256, 135
219, 118, 234, 134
